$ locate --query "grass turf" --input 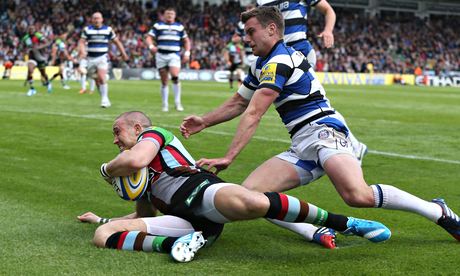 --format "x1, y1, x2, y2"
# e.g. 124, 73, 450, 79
0, 80, 459, 275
